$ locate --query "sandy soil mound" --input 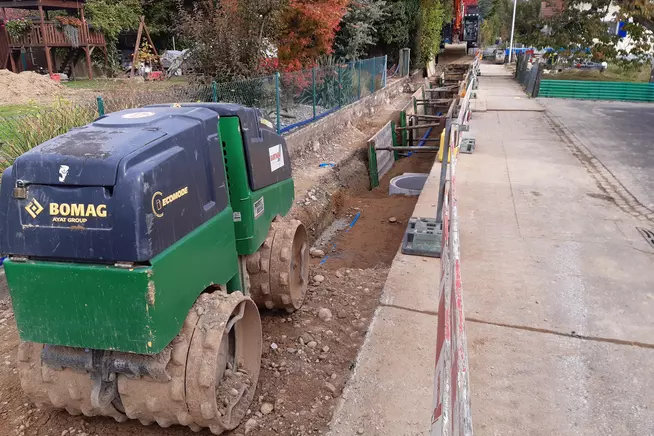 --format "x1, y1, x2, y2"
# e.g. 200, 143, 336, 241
0, 69, 65, 104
